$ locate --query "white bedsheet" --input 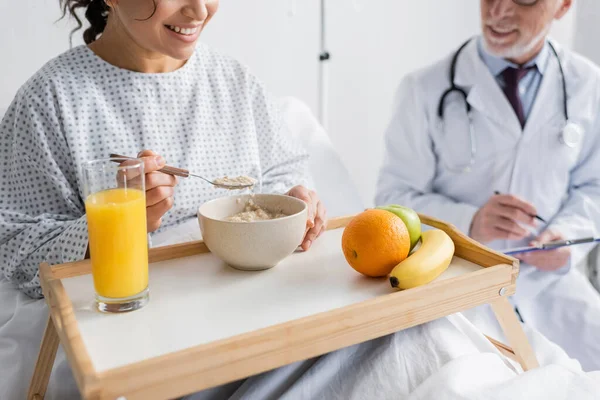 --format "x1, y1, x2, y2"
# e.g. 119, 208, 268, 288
187, 313, 600, 400
0, 277, 75, 400
405, 315, 600, 400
